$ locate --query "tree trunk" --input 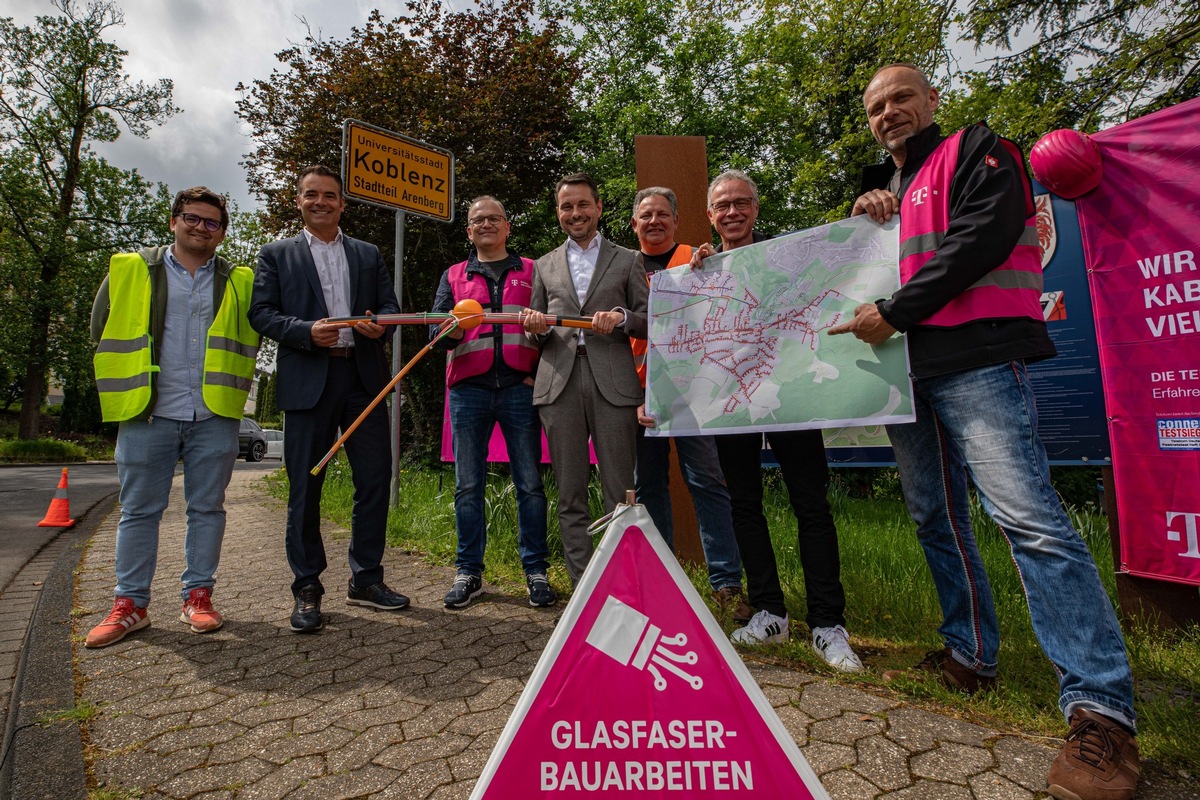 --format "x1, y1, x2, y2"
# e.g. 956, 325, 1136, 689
17, 346, 47, 439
